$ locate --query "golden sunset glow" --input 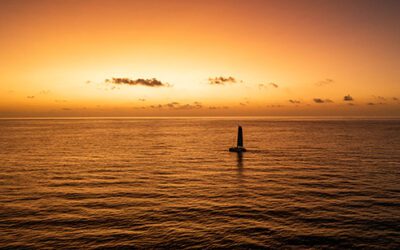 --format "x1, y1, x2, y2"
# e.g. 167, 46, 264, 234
1, 0, 399, 116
